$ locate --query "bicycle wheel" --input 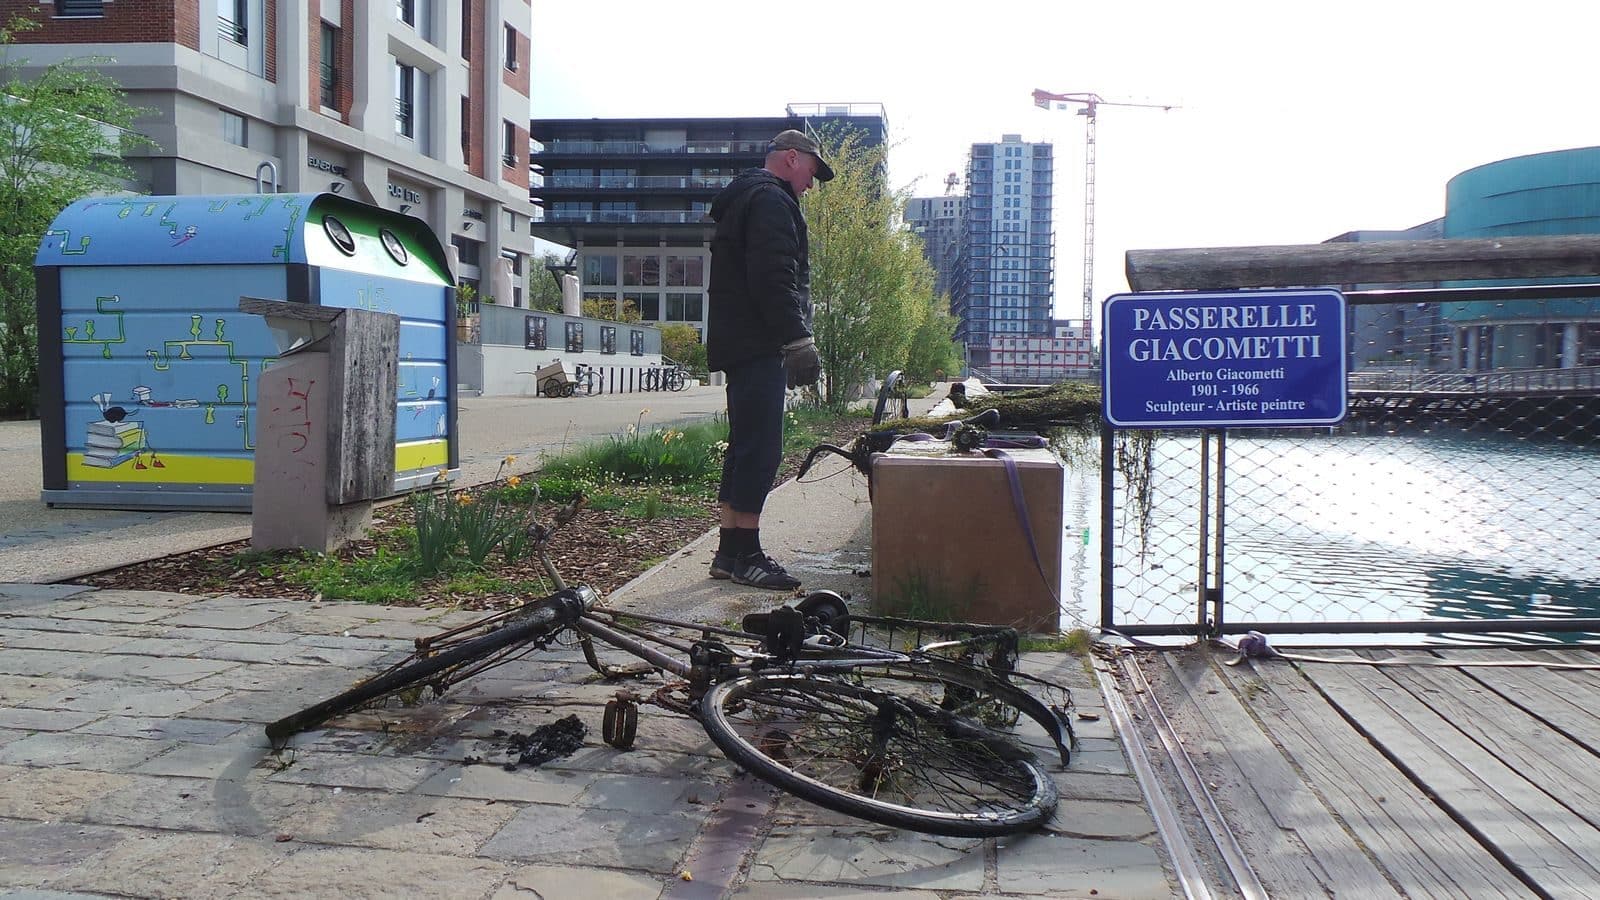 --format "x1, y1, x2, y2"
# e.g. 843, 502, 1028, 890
541, 377, 563, 398
265, 587, 597, 745
699, 674, 1057, 836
